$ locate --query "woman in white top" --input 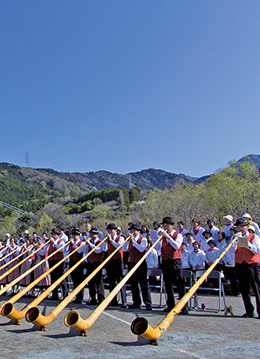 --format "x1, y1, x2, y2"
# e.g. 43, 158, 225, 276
189, 241, 206, 271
